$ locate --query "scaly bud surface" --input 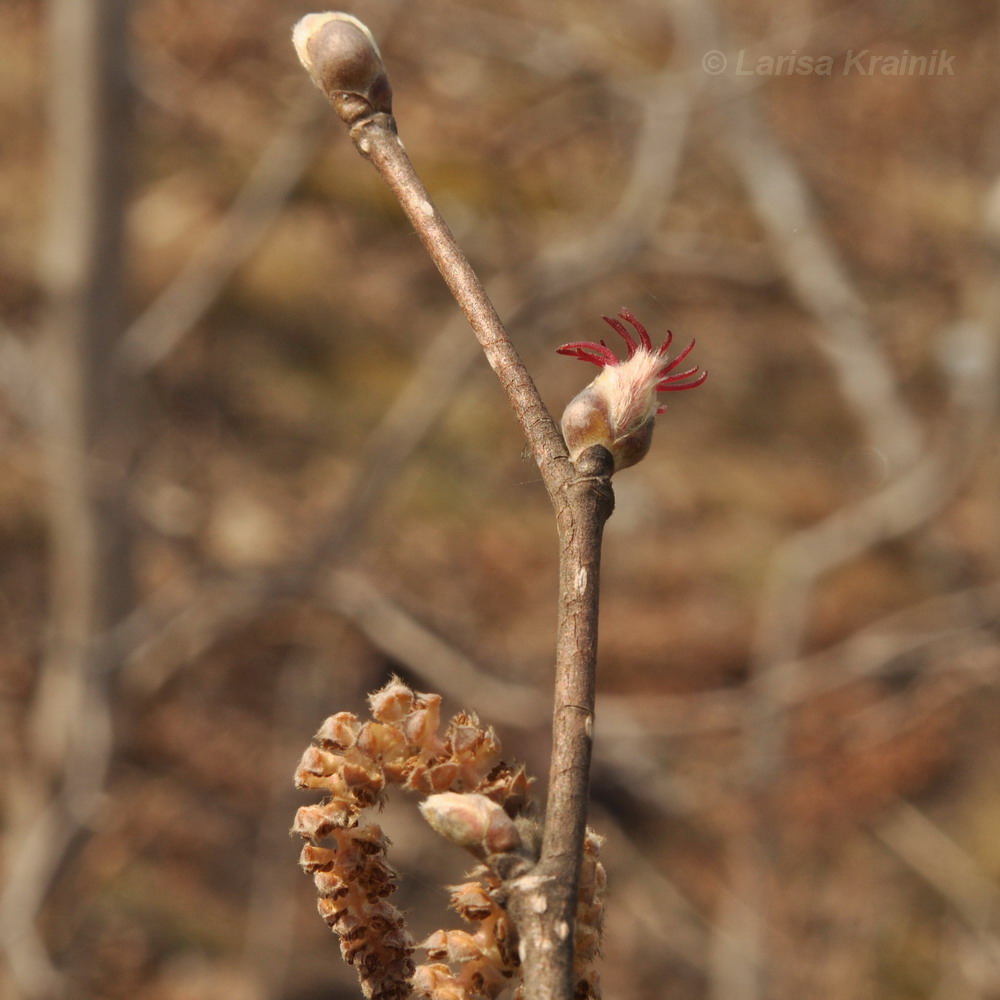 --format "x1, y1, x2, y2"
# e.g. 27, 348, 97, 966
419, 792, 522, 855
292, 12, 392, 125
